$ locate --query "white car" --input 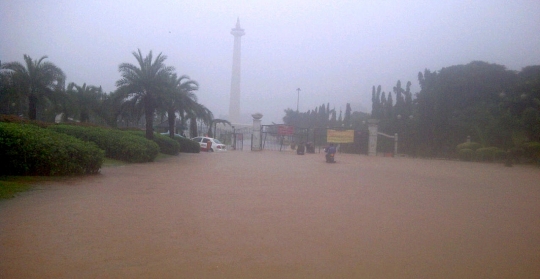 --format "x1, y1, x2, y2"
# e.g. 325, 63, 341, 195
191, 137, 227, 152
